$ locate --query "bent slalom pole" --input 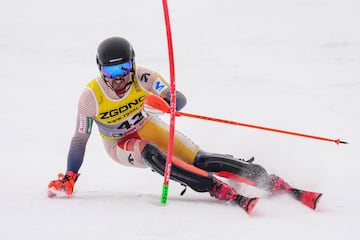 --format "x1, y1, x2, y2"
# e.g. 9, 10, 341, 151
161, 0, 177, 204
144, 95, 348, 145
